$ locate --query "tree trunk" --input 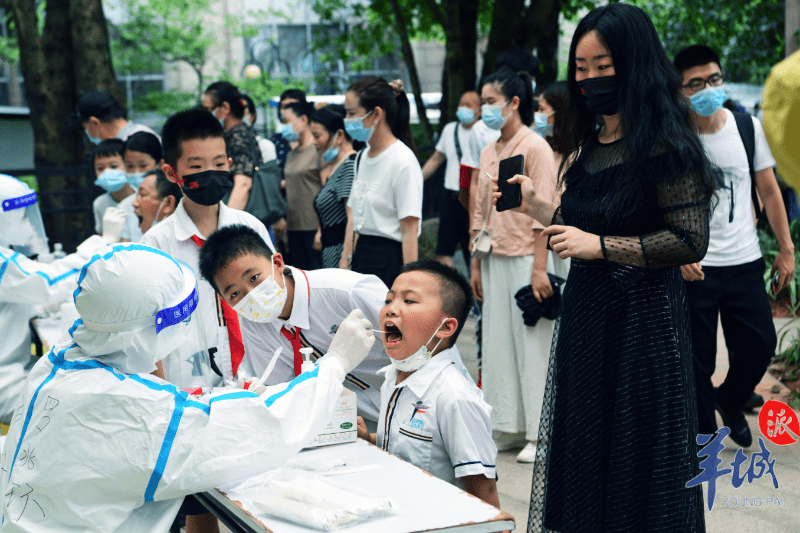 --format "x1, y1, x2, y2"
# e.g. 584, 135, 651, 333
8, 0, 73, 168
438, 0, 478, 131
480, 0, 560, 82
481, 0, 525, 81
440, 0, 465, 131
386, 0, 433, 146
534, 0, 562, 90
69, 0, 122, 106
